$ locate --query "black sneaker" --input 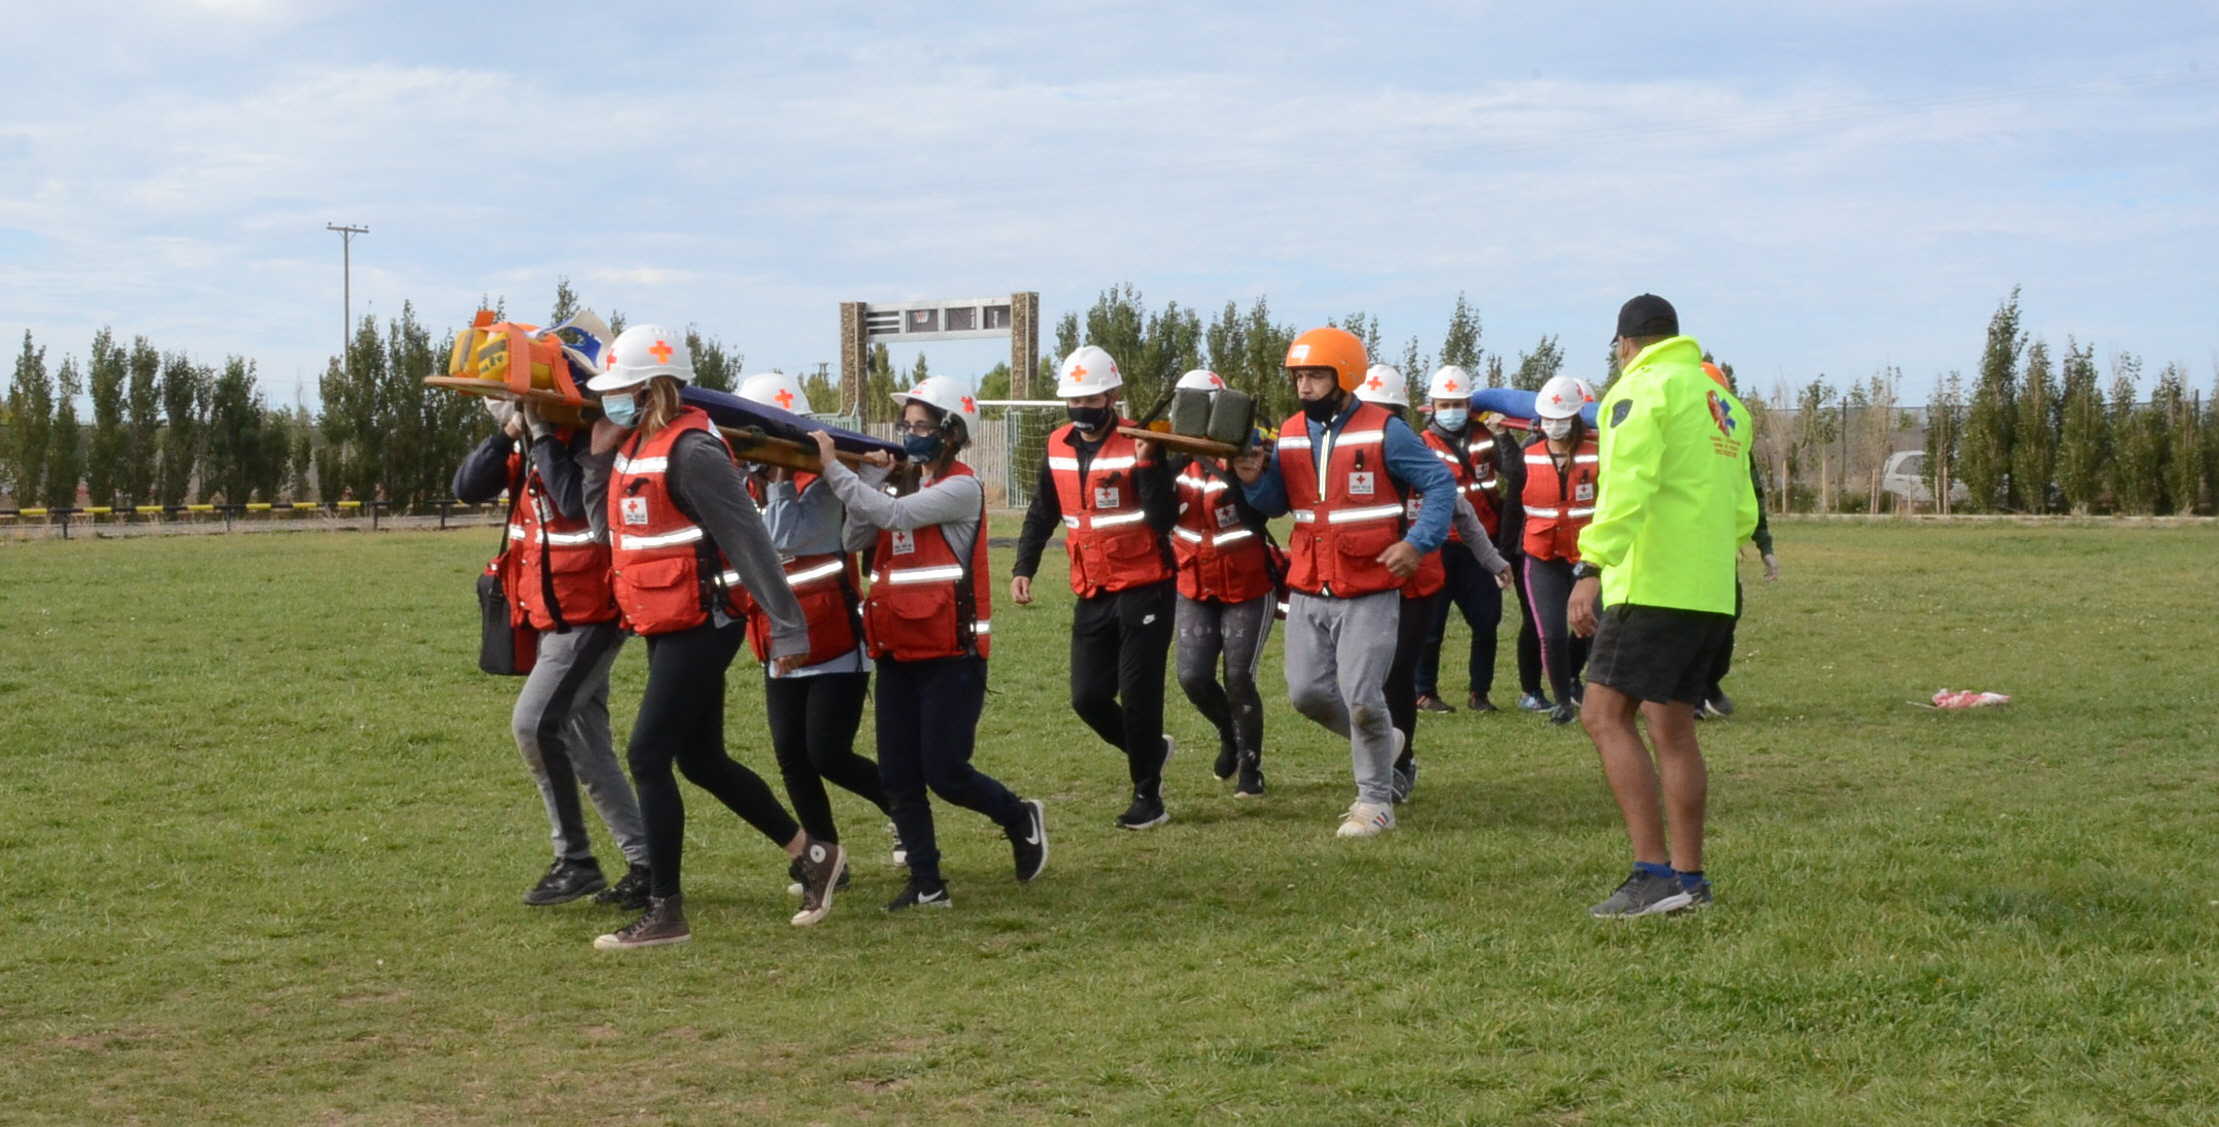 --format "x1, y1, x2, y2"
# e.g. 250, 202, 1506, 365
594, 863, 652, 911
523, 858, 607, 906
1115, 793, 1169, 830
1705, 691, 1734, 717
1390, 759, 1418, 805
786, 855, 853, 897
1468, 692, 1498, 713
1009, 798, 1048, 882
593, 894, 690, 949
1234, 753, 1266, 798
1414, 693, 1455, 714
883, 876, 952, 911
1588, 871, 1696, 919
1569, 680, 1586, 708
790, 839, 846, 927
1517, 691, 1553, 713
1213, 742, 1239, 782
1547, 702, 1579, 726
